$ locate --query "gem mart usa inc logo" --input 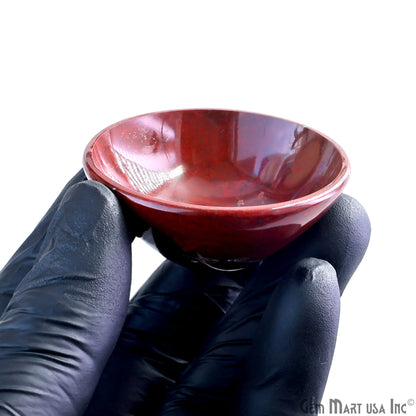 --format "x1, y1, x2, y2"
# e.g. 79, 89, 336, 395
300, 398, 415, 414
